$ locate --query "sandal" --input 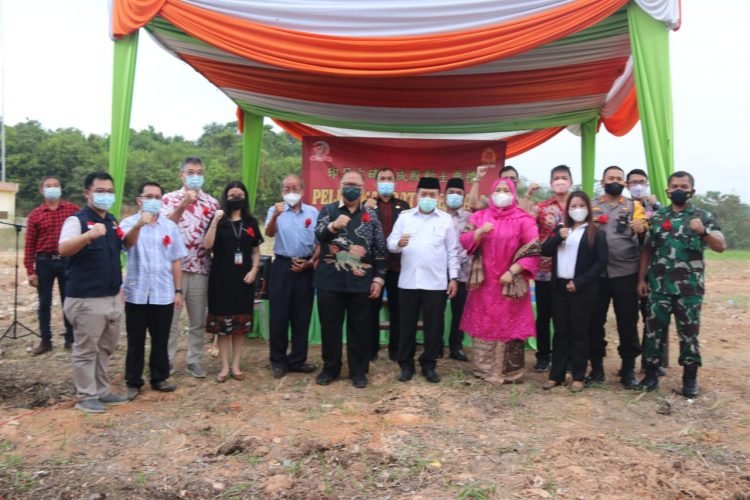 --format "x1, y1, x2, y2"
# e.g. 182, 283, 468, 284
231, 372, 245, 381
216, 373, 229, 383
